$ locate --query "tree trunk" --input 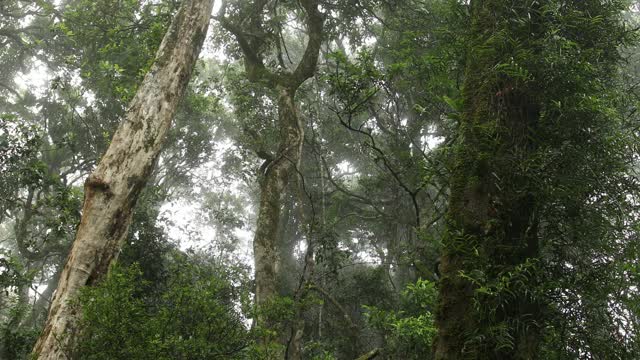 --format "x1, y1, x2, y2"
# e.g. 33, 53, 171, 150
218, 0, 323, 350
31, 0, 214, 357
355, 348, 381, 360
434, 0, 542, 359
254, 85, 304, 326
